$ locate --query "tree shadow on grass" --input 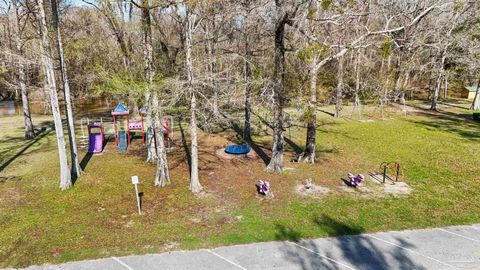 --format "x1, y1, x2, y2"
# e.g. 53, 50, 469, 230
284, 136, 303, 155
439, 101, 470, 110
409, 110, 480, 141
275, 215, 425, 270
71, 152, 93, 186
79, 153, 93, 172
76, 134, 112, 177
0, 126, 53, 173
178, 120, 192, 176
